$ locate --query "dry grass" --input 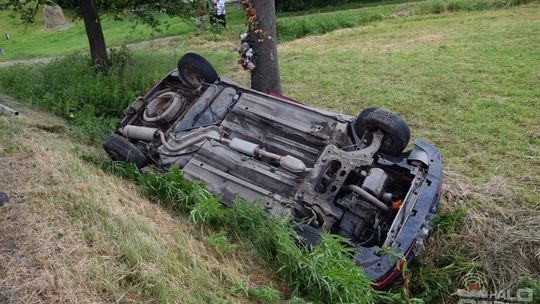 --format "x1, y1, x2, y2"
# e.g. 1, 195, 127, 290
0, 101, 282, 303
440, 171, 540, 290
